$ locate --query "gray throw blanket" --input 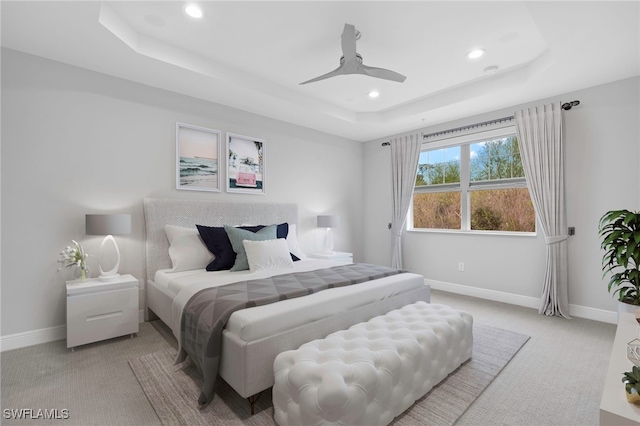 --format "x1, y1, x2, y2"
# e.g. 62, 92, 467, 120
175, 263, 407, 406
